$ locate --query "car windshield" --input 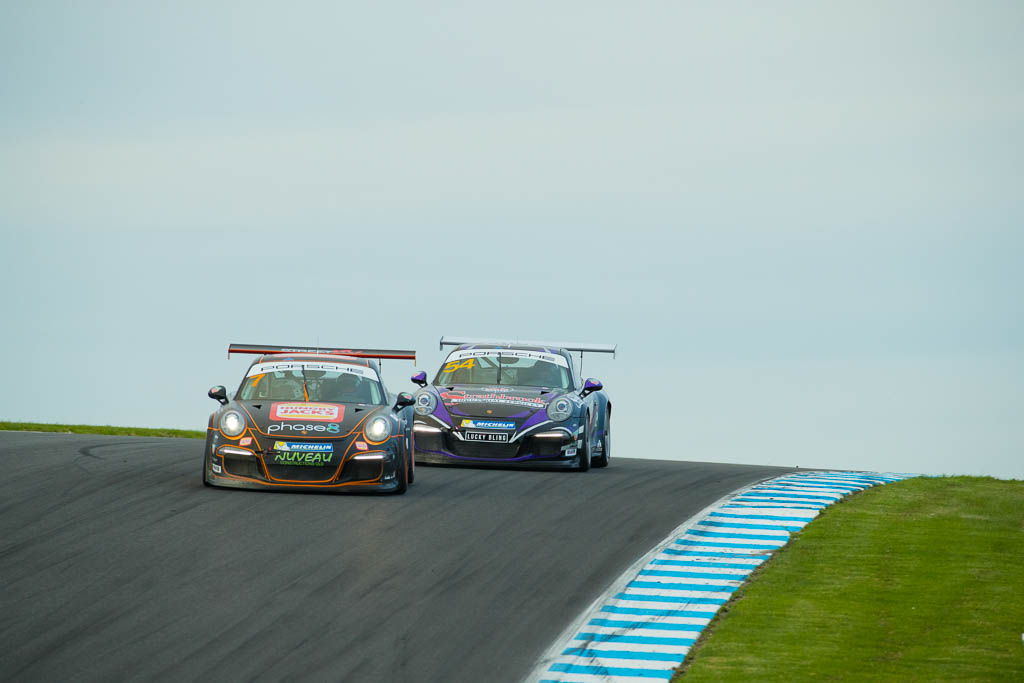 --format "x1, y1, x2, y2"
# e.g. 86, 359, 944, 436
433, 350, 572, 389
238, 360, 386, 404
